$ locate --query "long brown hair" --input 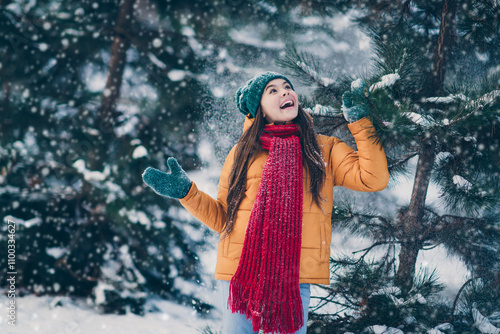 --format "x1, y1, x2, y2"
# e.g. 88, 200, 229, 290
222, 105, 326, 239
